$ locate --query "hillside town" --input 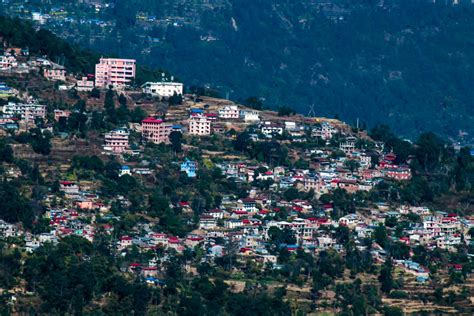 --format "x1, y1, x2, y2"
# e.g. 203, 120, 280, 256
0, 34, 473, 314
